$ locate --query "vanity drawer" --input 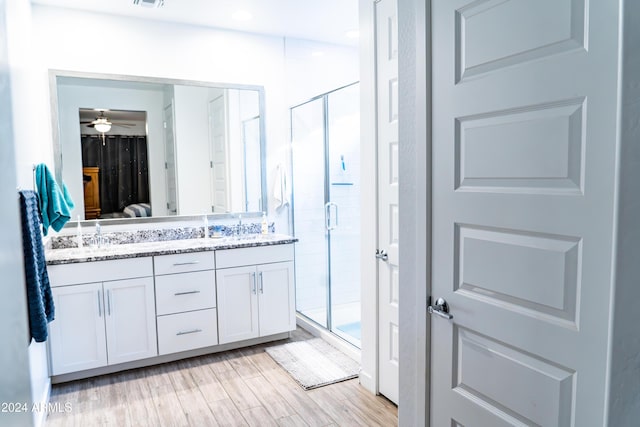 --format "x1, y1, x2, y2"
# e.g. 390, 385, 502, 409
154, 252, 215, 275
157, 309, 218, 355
155, 270, 216, 315
216, 244, 294, 269
48, 257, 153, 287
